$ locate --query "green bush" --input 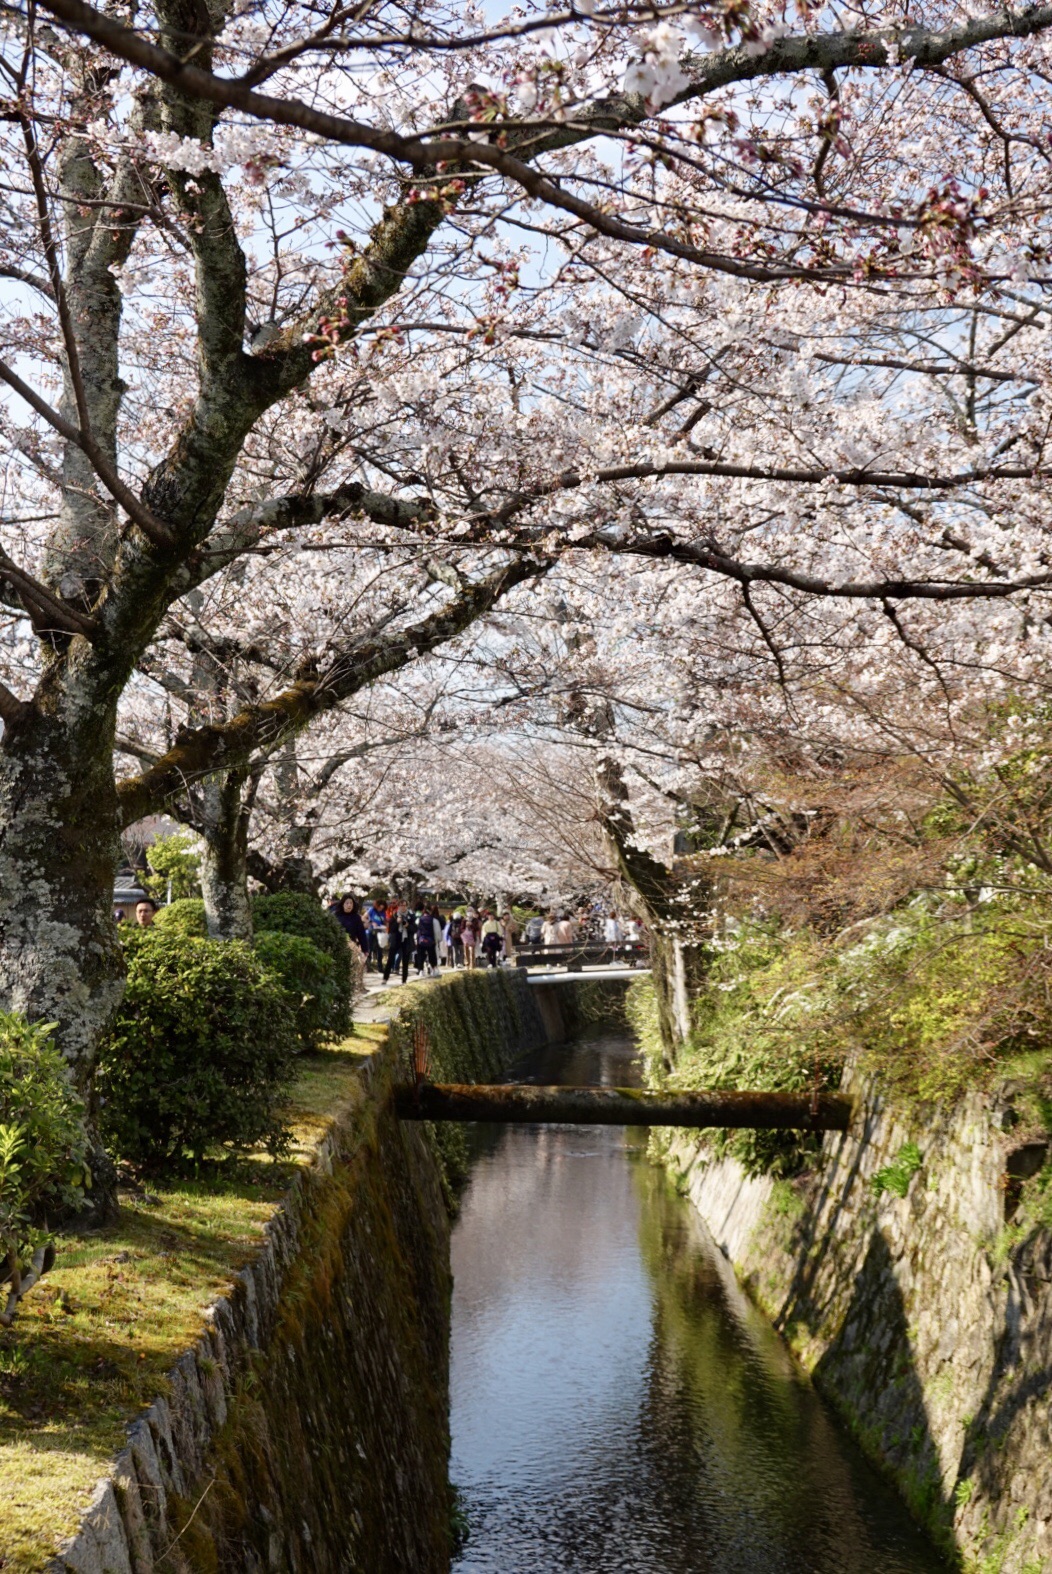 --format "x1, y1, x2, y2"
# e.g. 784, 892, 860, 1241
253, 930, 336, 1050
152, 897, 207, 937
0, 1012, 90, 1280
99, 928, 297, 1171
252, 893, 352, 1036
